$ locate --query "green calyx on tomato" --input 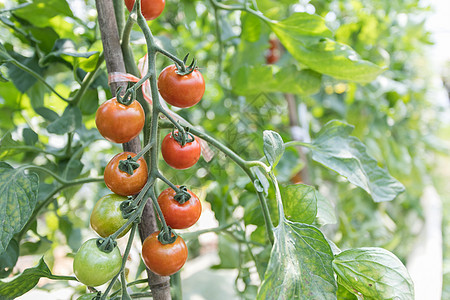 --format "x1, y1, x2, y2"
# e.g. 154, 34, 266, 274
90, 194, 133, 239
158, 186, 201, 229
104, 152, 148, 196
161, 131, 201, 170
118, 155, 141, 176
95, 97, 145, 144
73, 239, 122, 287
141, 231, 188, 276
